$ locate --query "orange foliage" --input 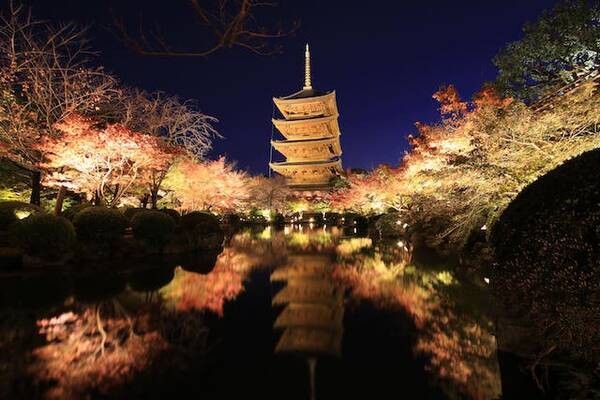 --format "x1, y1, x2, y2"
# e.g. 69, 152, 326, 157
37, 114, 176, 206
164, 156, 249, 213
